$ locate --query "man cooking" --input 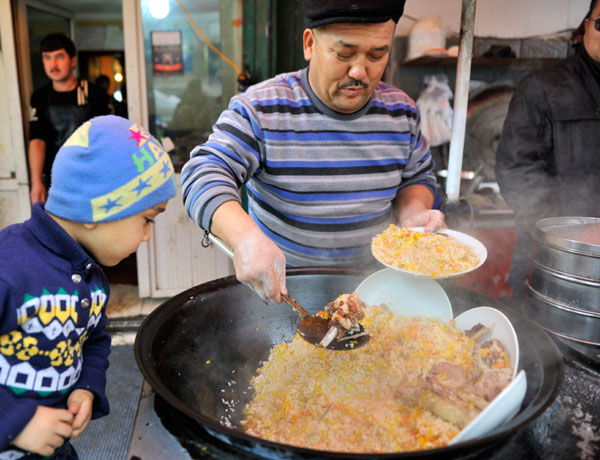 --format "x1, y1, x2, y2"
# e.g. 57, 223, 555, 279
181, 0, 444, 303
495, 0, 600, 296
